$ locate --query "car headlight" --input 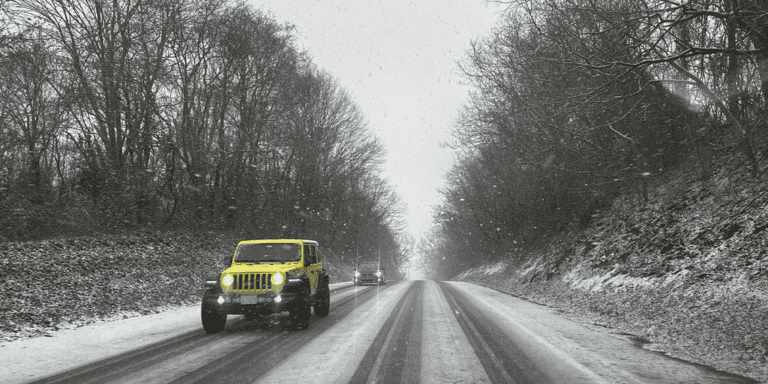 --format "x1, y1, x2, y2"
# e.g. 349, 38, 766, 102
272, 272, 284, 285
355, 271, 360, 277
222, 274, 234, 286
375, 271, 382, 277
